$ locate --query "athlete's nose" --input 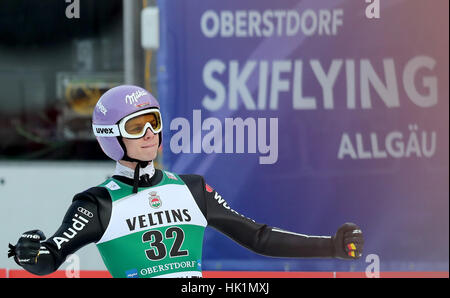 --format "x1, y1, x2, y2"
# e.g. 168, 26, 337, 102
143, 127, 156, 140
